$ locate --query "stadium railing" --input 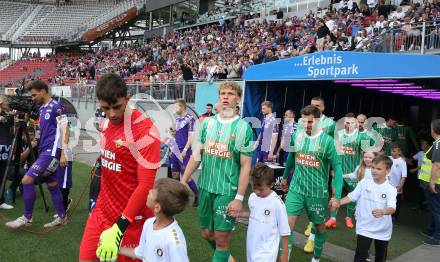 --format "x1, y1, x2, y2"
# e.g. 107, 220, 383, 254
369, 22, 440, 54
